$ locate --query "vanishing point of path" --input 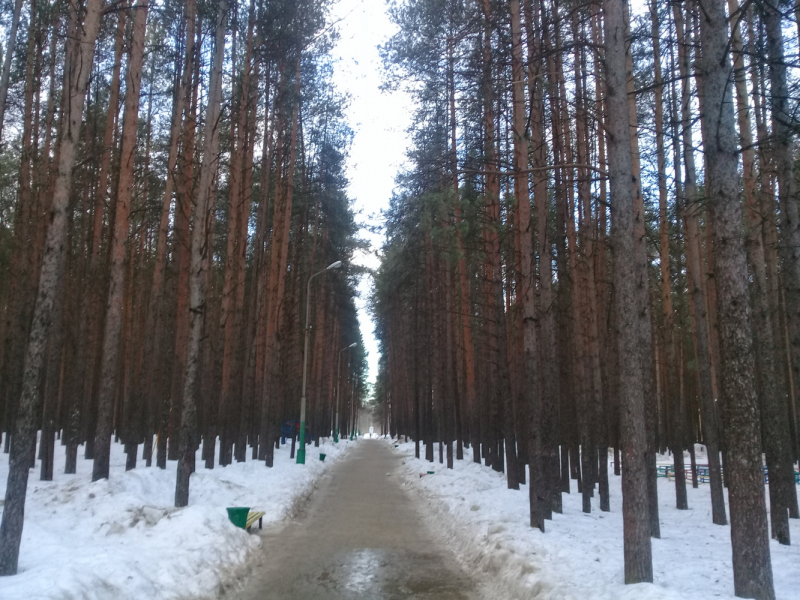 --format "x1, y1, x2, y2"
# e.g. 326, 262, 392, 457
232, 441, 477, 600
